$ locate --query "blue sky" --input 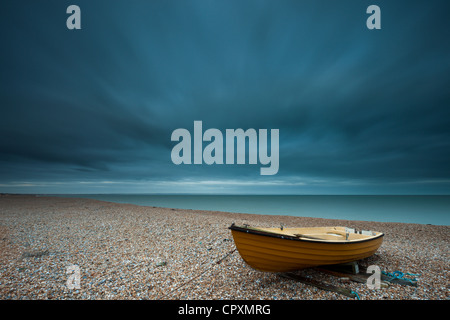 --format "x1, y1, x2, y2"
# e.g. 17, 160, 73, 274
1, 0, 449, 194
